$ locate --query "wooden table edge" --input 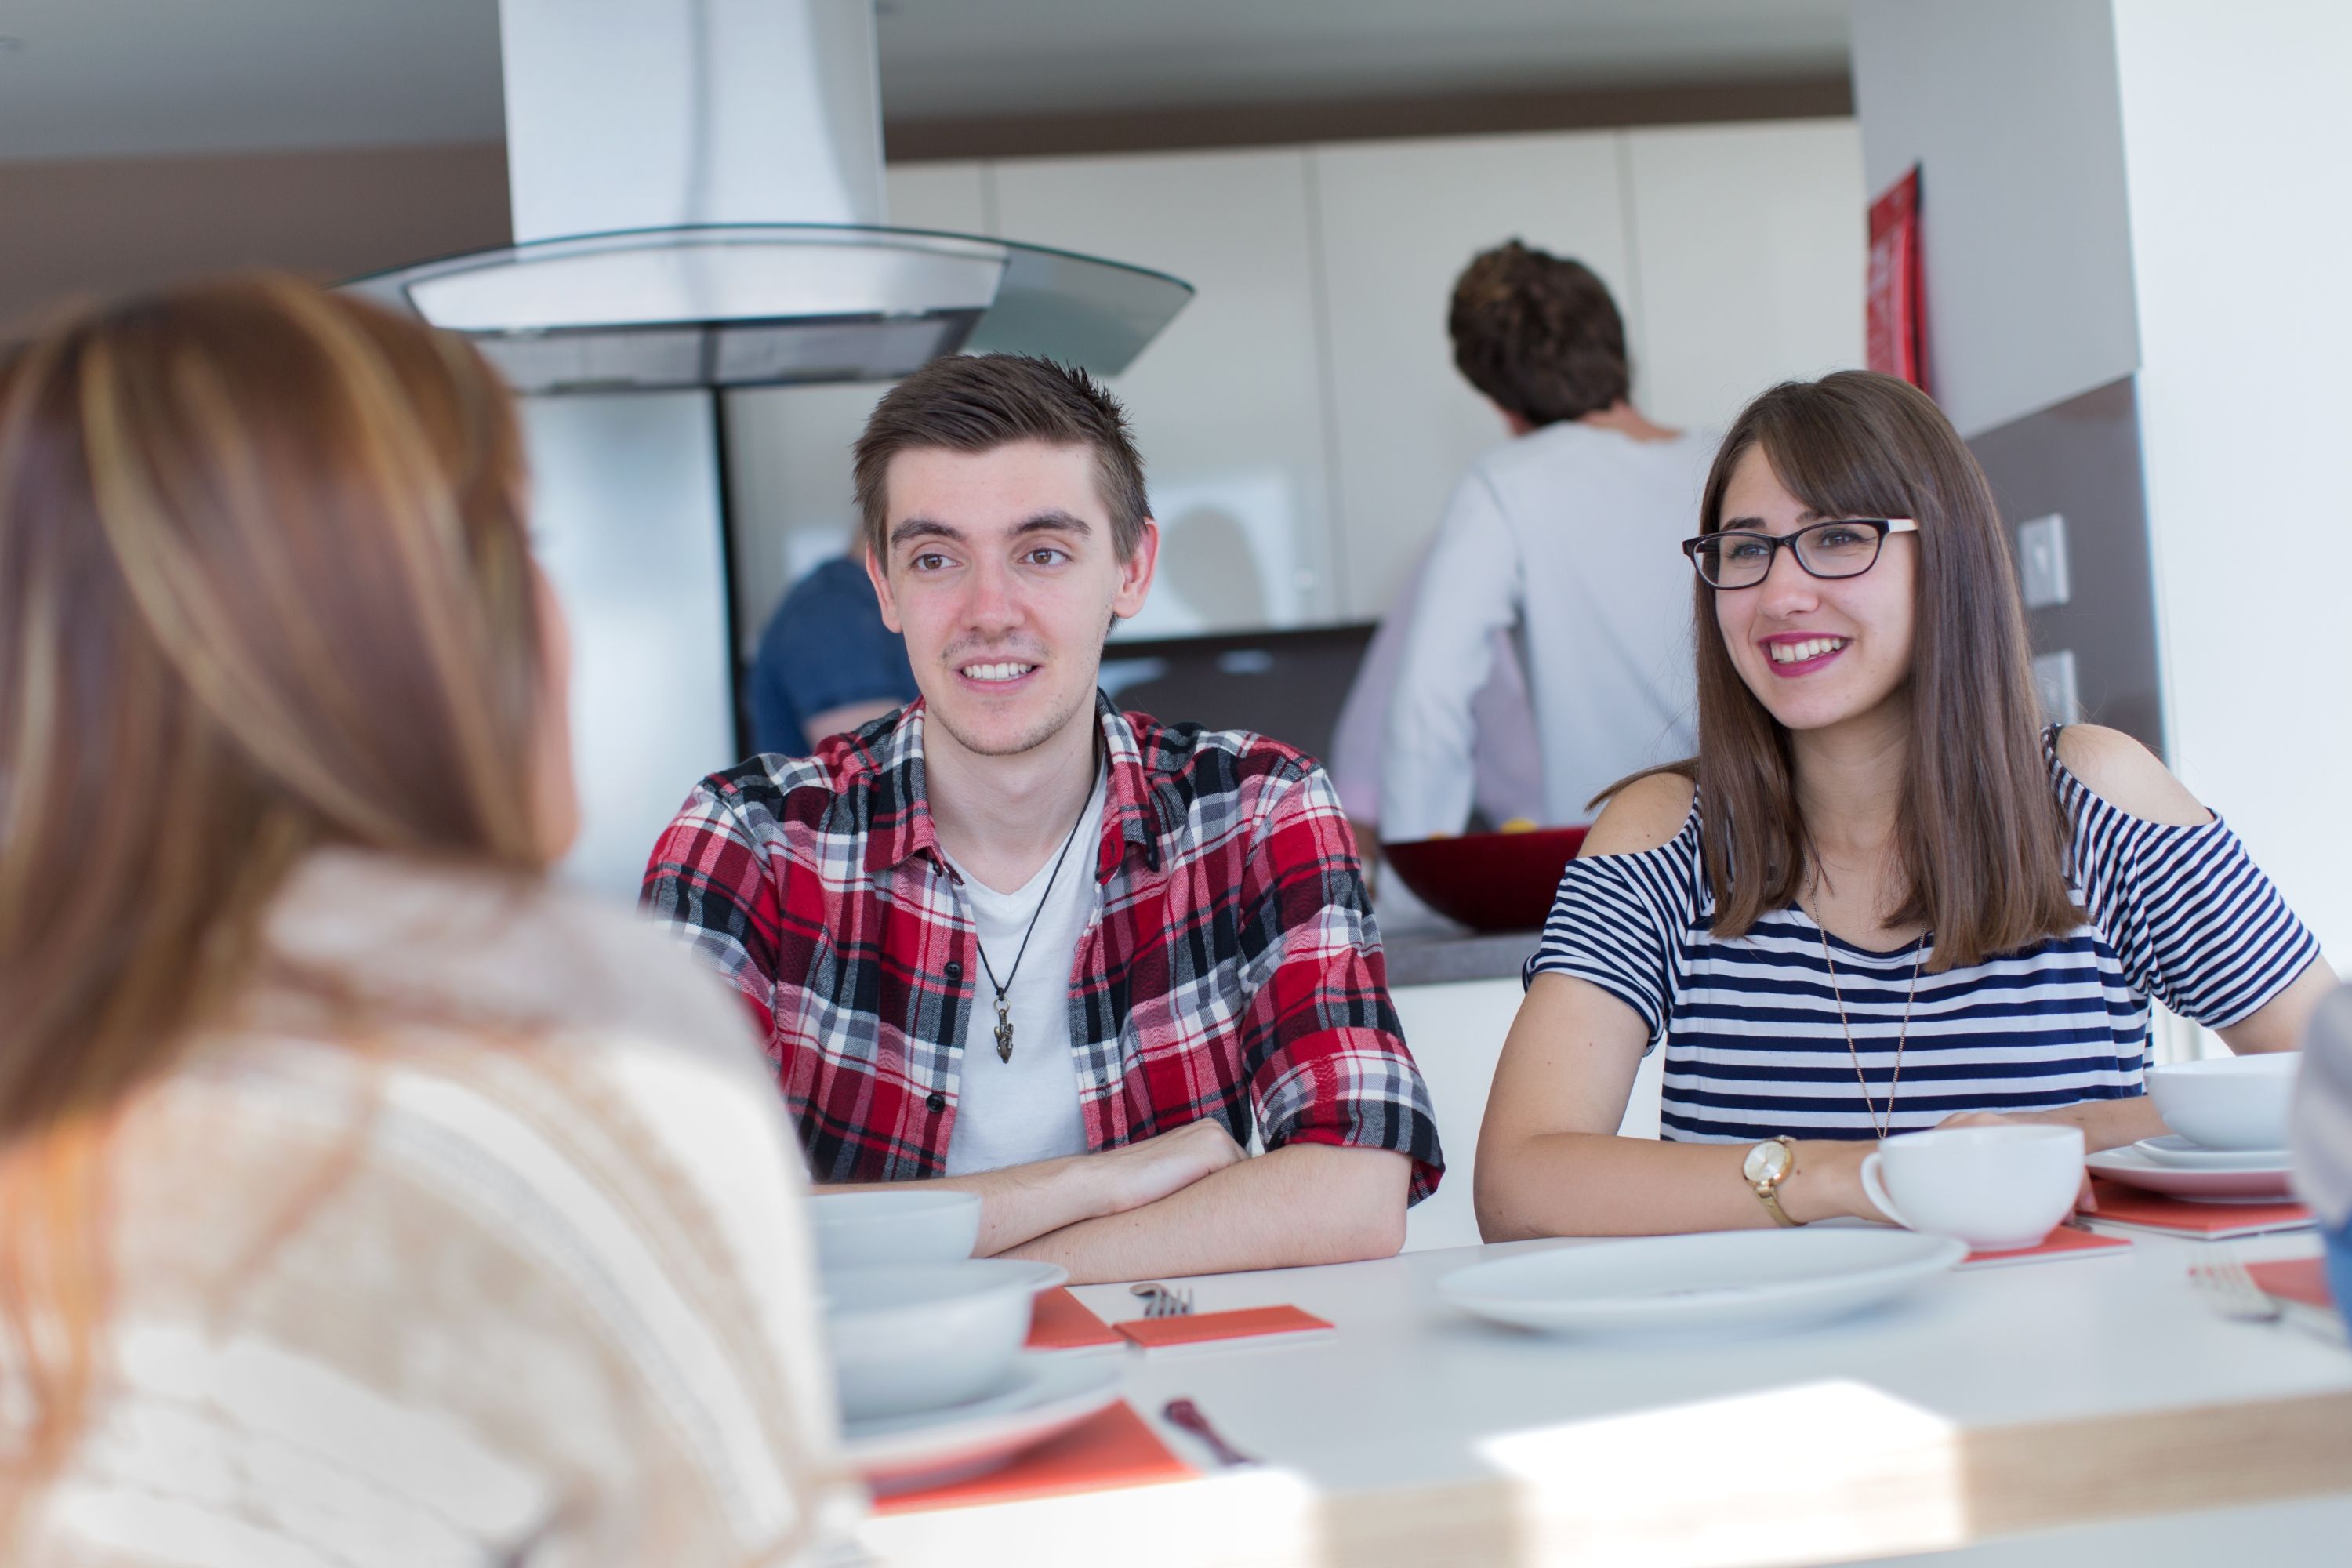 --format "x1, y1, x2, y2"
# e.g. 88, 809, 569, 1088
859, 1388, 2352, 1568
